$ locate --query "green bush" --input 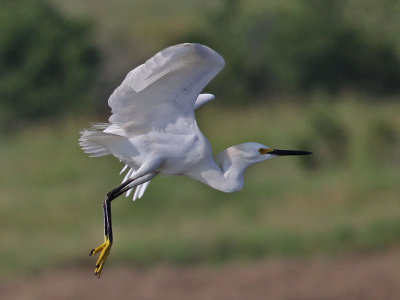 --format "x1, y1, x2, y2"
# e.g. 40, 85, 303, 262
267, 0, 400, 94
182, 0, 400, 102
0, 0, 99, 129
